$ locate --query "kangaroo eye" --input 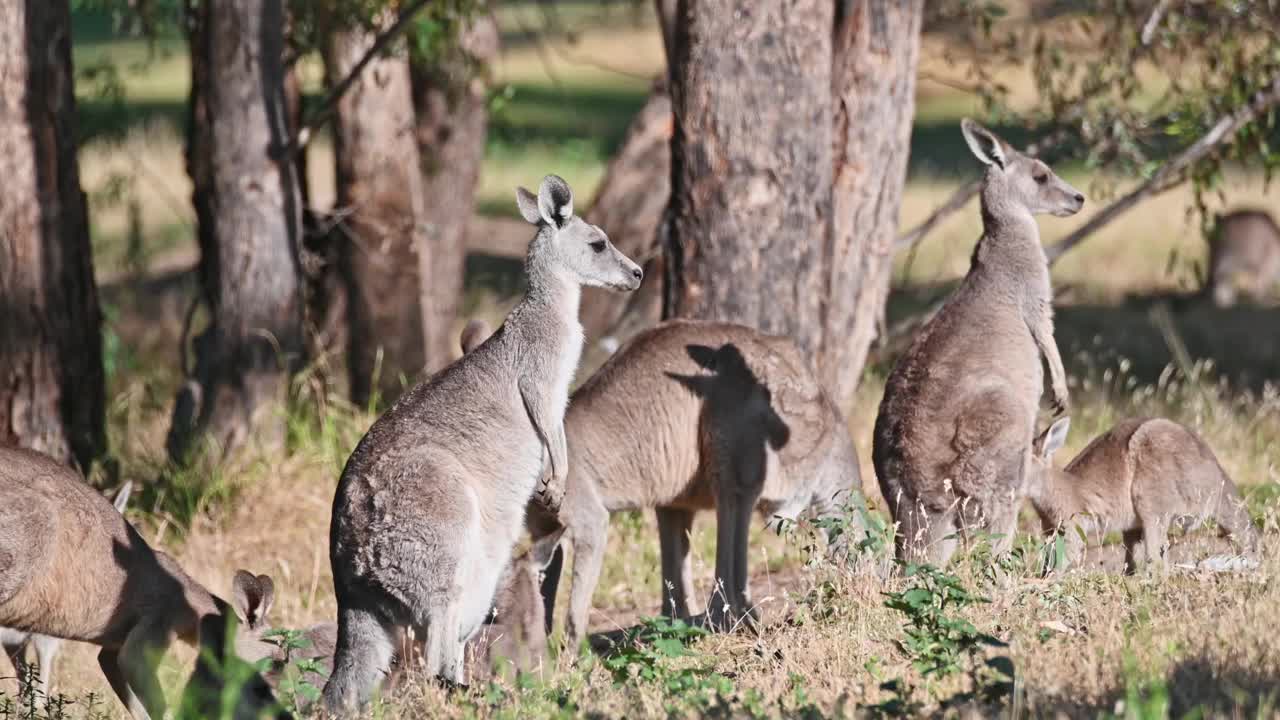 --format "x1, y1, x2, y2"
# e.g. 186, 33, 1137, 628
589, 240, 606, 254
1034, 173, 1048, 185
